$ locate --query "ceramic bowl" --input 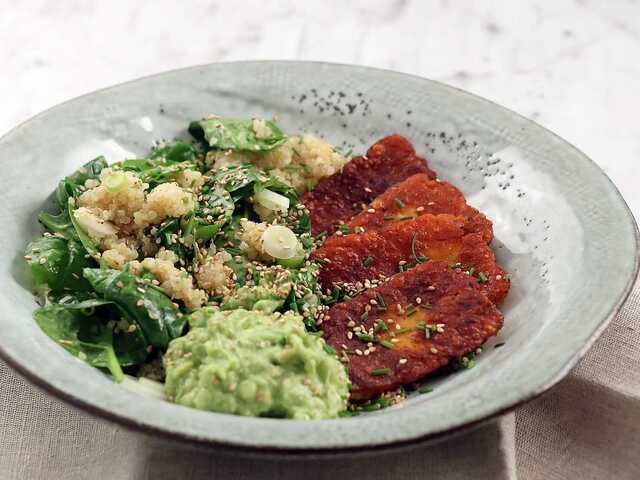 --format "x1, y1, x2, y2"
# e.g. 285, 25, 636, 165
0, 61, 636, 454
